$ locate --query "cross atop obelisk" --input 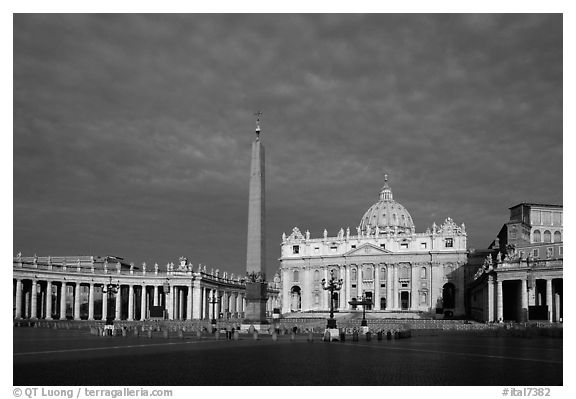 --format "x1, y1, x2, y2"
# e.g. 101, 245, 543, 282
254, 110, 262, 138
